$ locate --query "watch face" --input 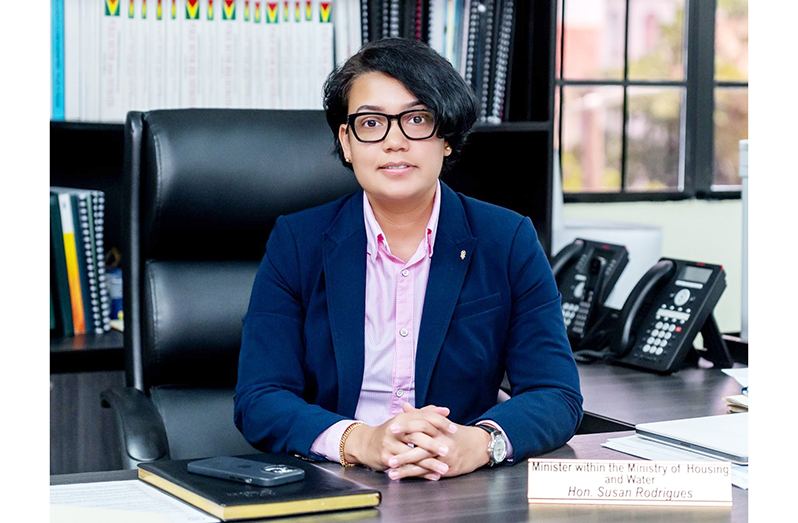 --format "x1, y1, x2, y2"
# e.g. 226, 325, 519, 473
493, 435, 508, 463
